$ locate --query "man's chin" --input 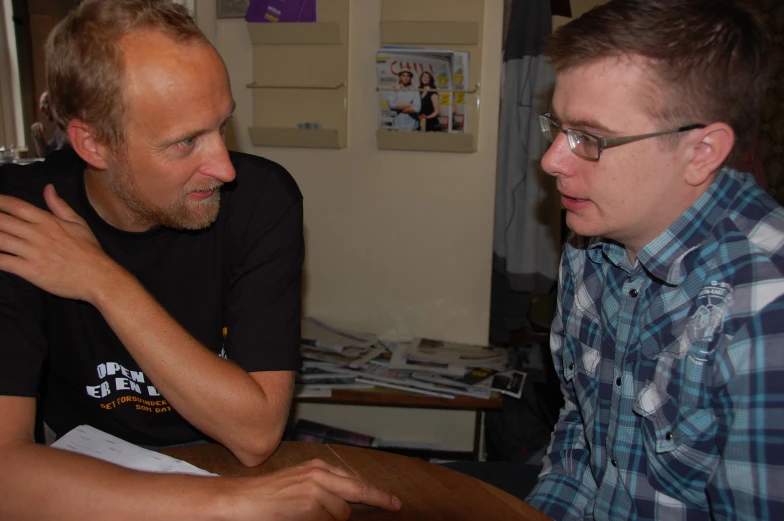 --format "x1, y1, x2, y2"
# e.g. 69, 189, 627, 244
163, 199, 221, 231
176, 209, 220, 230
565, 214, 603, 239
